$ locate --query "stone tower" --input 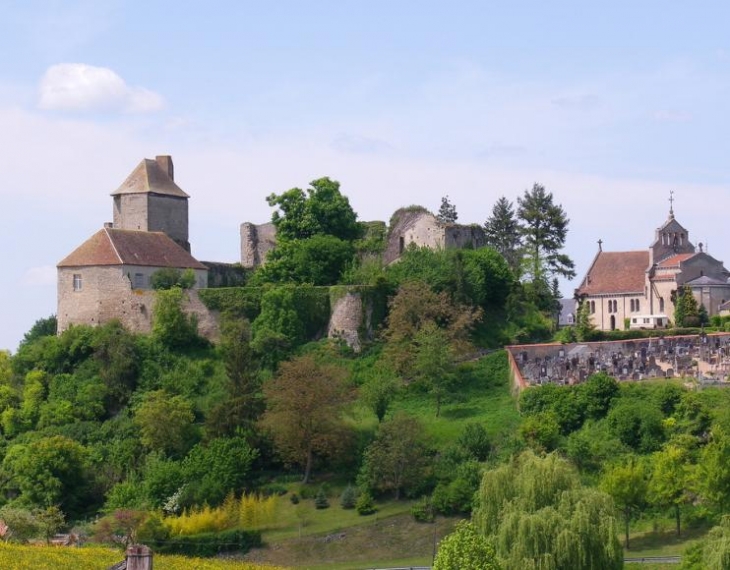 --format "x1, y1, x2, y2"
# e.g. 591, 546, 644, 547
111, 155, 191, 251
